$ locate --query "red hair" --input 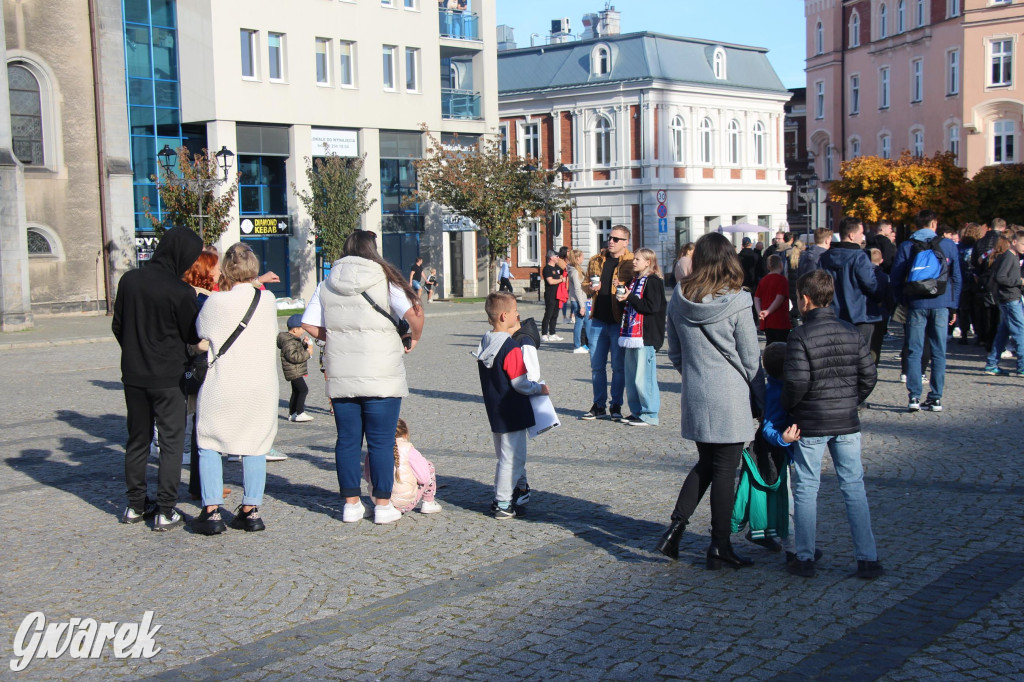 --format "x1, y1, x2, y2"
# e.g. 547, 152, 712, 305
183, 251, 219, 291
